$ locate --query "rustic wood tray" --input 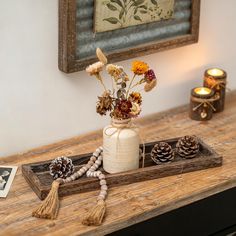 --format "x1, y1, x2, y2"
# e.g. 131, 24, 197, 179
22, 137, 222, 200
